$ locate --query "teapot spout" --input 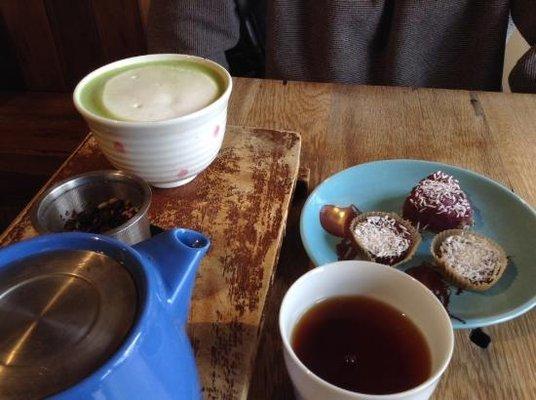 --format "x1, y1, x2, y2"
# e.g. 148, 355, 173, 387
133, 228, 210, 325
